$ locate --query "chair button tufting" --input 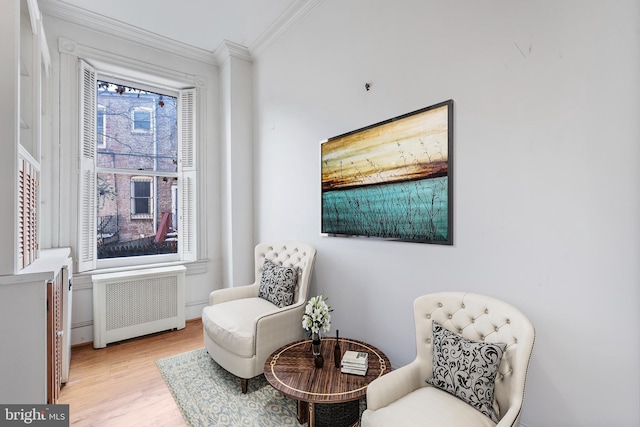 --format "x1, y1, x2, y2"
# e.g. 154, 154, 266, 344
495, 326, 499, 332
458, 329, 463, 334
426, 314, 431, 319
438, 303, 443, 307
448, 314, 452, 319
485, 309, 489, 314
